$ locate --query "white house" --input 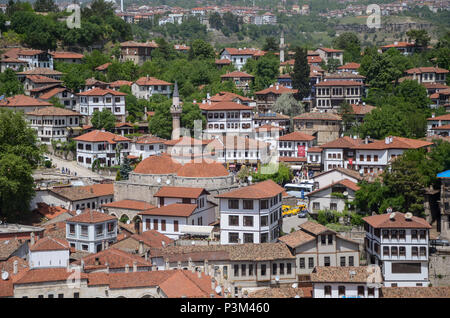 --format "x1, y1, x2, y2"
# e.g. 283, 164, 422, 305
199, 101, 254, 136
73, 130, 131, 168
66, 209, 118, 253
77, 88, 127, 121
427, 113, 450, 136
363, 212, 431, 287
219, 48, 263, 71
131, 76, 172, 100
130, 135, 167, 160
311, 266, 382, 298
0, 94, 52, 114
277, 131, 316, 159
405, 67, 448, 85
26, 106, 82, 145
354, 137, 433, 175
321, 136, 363, 172
139, 187, 216, 239
28, 237, 70, 269
315, 48, 343, 65
313, 167, 364, 189
217, 179, 284, 245
306, 179, 360, 213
